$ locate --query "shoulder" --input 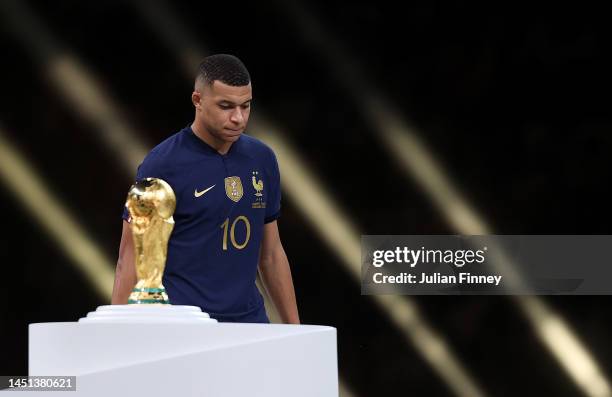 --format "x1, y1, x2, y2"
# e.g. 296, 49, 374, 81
141, 129, 186, 168
239, 133, 277, 164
